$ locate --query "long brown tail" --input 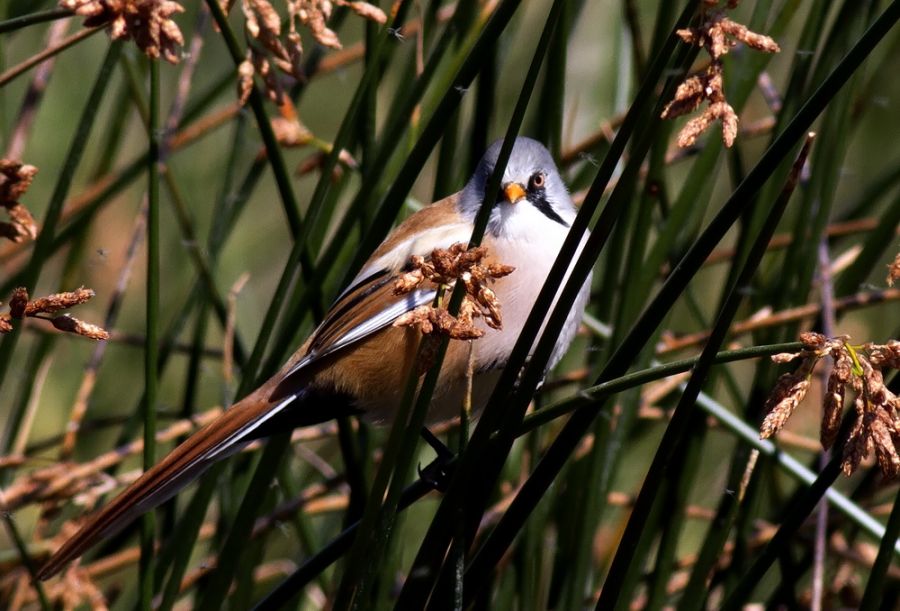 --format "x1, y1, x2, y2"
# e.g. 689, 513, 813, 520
37, 390, 298, 580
